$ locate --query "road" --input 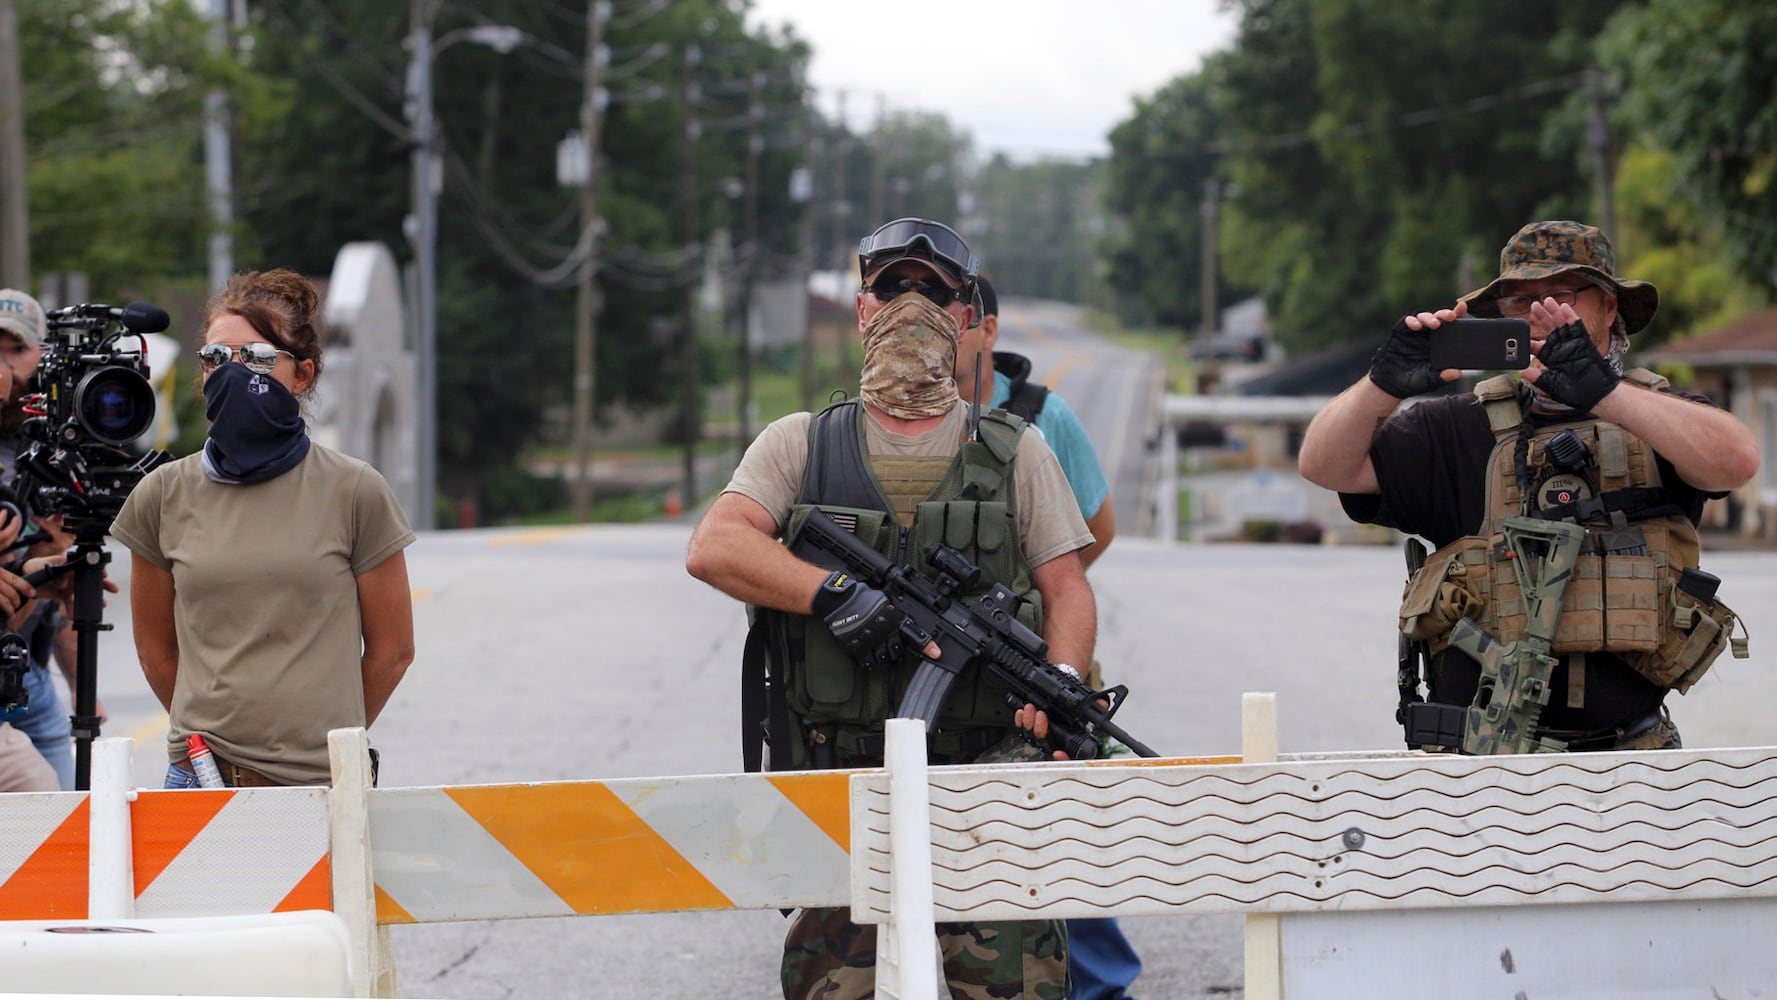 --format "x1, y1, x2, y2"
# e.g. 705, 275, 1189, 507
995, 299, 1166, 538
76, 301, 1777, 998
